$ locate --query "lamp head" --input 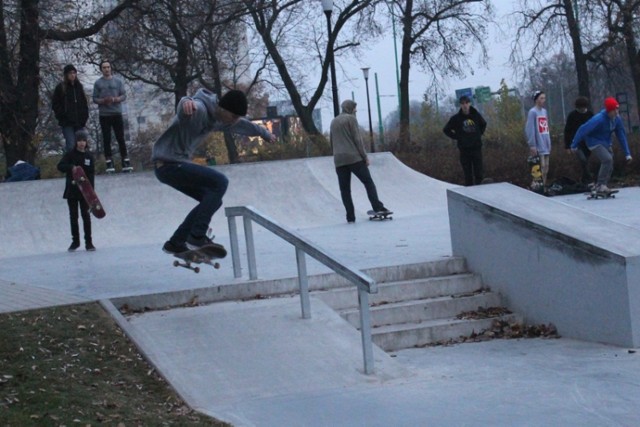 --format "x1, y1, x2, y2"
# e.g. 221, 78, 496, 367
321, 0, 333, 13
361, 67, 370, 79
